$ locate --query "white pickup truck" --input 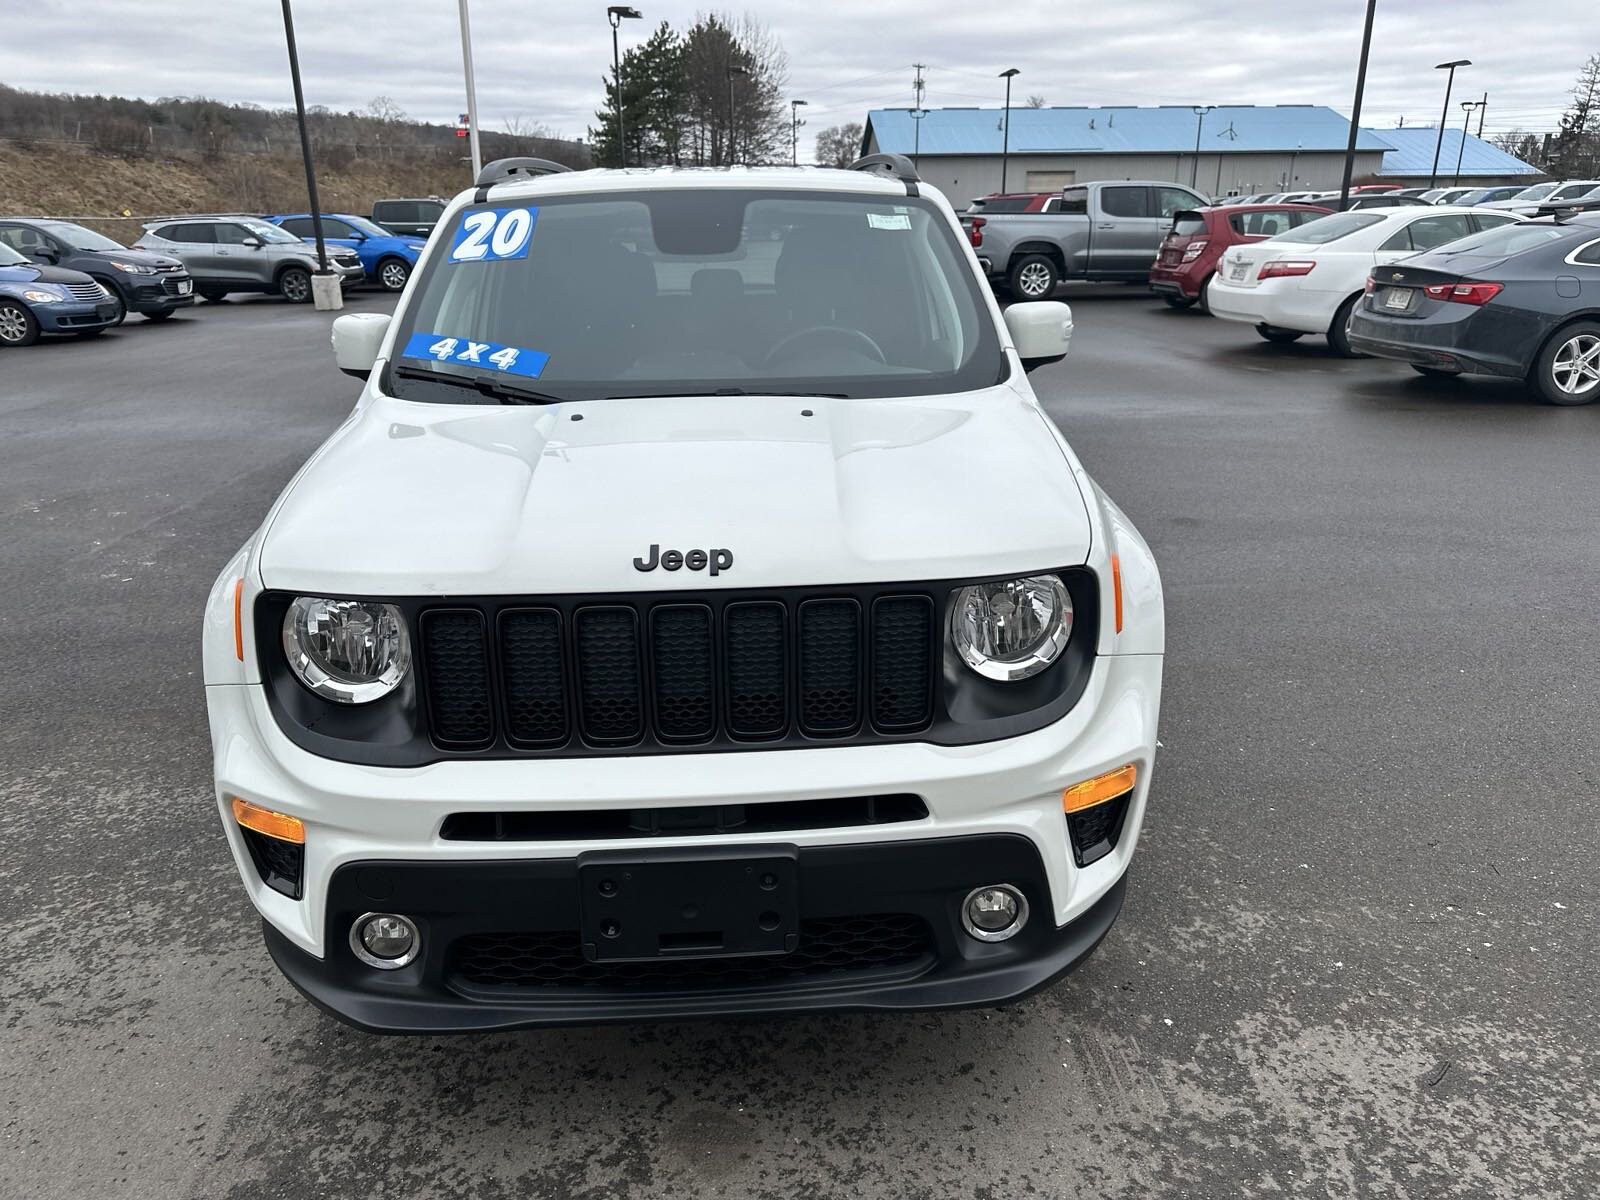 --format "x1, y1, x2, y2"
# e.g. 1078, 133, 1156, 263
962, 180, 1207, 298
